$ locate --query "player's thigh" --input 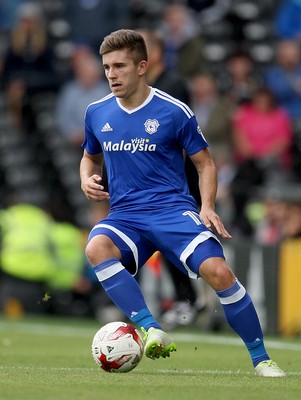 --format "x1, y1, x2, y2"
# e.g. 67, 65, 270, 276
152, 208, 224, 279
87, 218, 155, 275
